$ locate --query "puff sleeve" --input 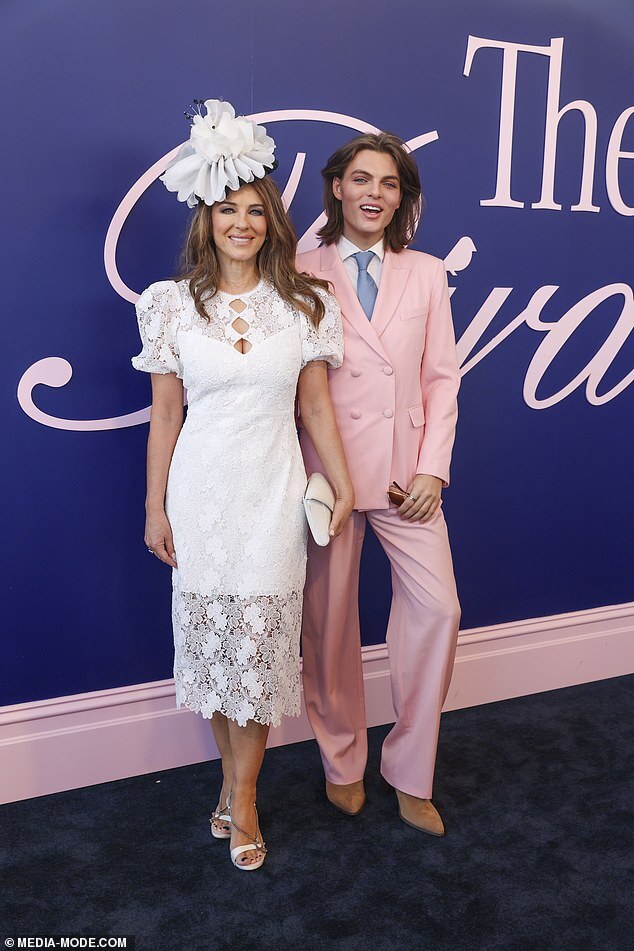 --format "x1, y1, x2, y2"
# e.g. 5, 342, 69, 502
299, 289, 344, 369
131, 281, 183, 377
